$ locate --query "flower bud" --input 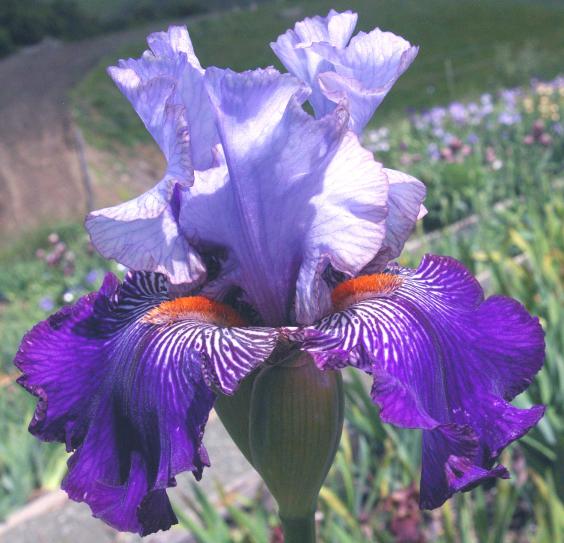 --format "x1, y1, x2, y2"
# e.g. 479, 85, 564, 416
214, 370, 256, 465
249, 351, 344, 519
